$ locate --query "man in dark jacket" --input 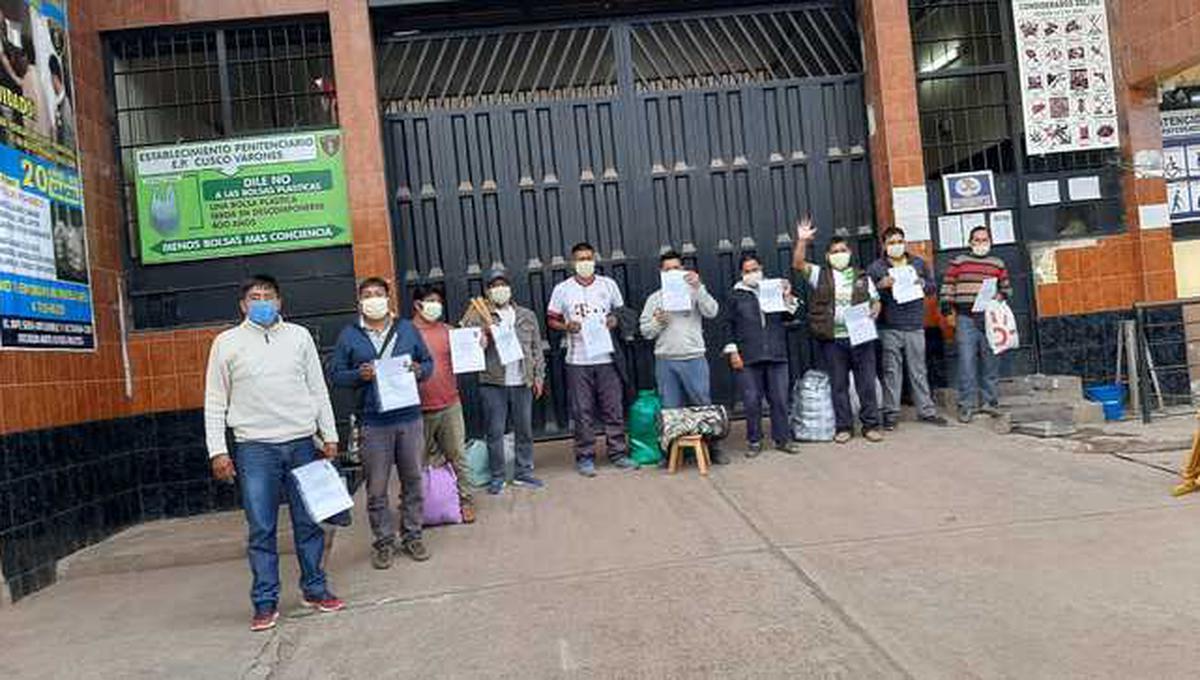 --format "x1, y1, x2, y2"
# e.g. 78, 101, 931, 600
329, 277, 435, 570
721, 254, 802, 456
866, 227, 949, 430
